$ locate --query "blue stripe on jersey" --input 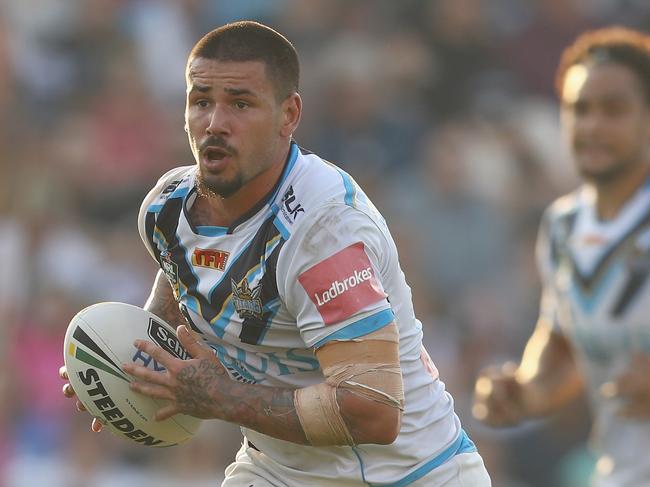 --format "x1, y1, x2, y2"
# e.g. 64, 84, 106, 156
323, 160, 358, 208
339, 170, 357, 208
571, 262, 623, 315
369, 430, 477, 487
177, 240, 203, 315
270, 202, 291, 238
258, 297, 282, 343
352, 447, 367, 484
206, 234, 283, 338
264, 234, 283, 265
205, 239, 257, 300
148, 204, 163, 214
170, 185, 190, 199
314, 309, 395, 348
268, 142, 299, 203
152, 227, 168, 250
196, 226, 228, 237
204, 229, 281, 305
273, 216, 291, 239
